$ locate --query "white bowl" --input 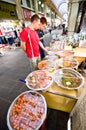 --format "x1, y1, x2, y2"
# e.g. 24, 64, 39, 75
7, 91, 47, 130
25, 70, 53, 91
